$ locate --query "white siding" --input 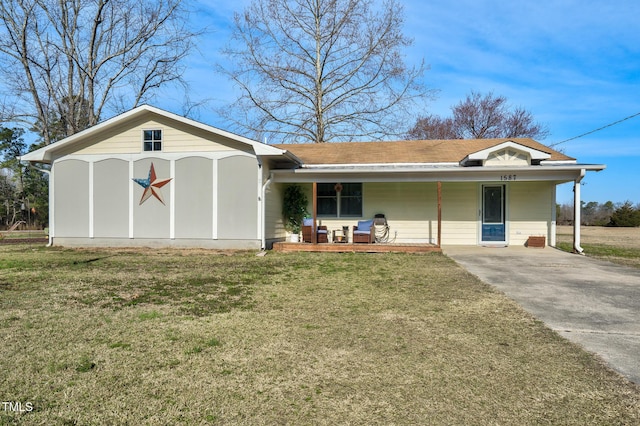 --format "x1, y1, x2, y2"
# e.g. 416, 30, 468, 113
54, 159, 90, 238
508, 181, 553, 246
217, 156, 259, 240
163, 121, 240, 153
93, 159, 129, 238
295, 182, 439, 243
362, 182, 437, 243
441, 182, 478, 245
265, 183, 286, 241
174, 157, 214, 239
73, 117, 240, 155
